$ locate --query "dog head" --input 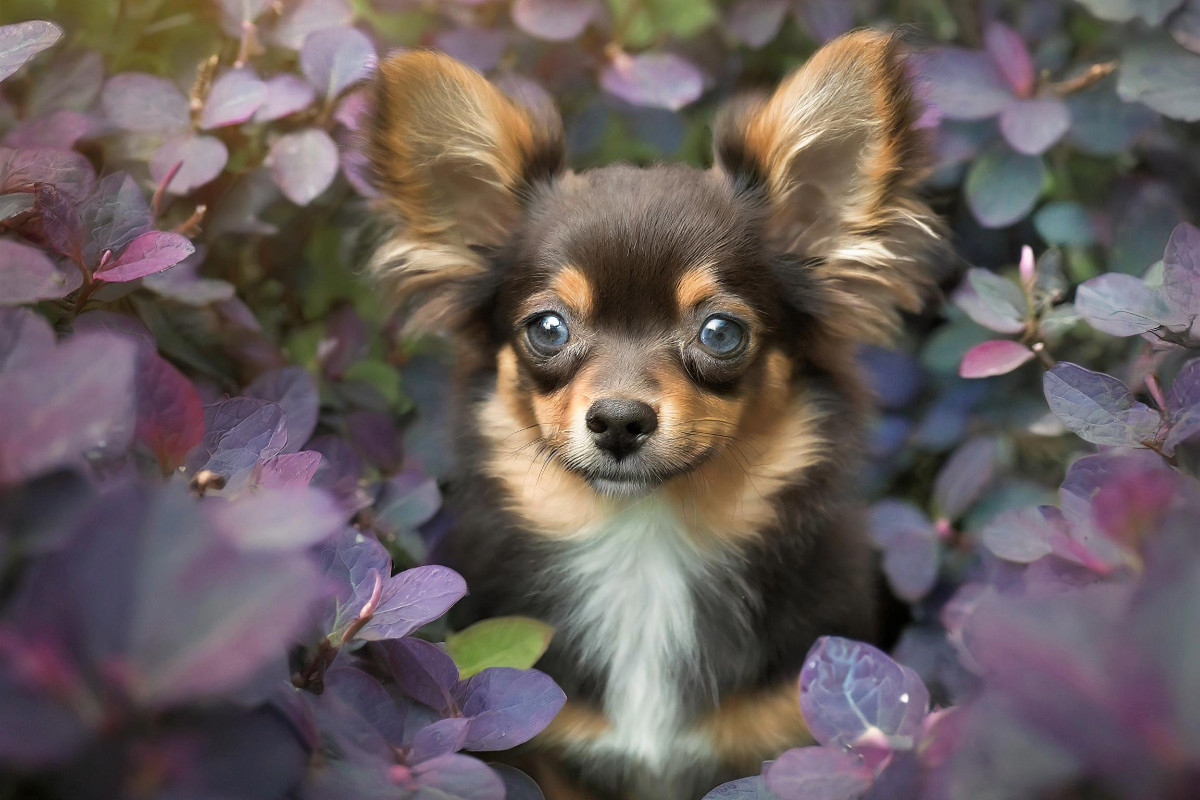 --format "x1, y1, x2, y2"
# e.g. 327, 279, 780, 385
367, 32, 943, 515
